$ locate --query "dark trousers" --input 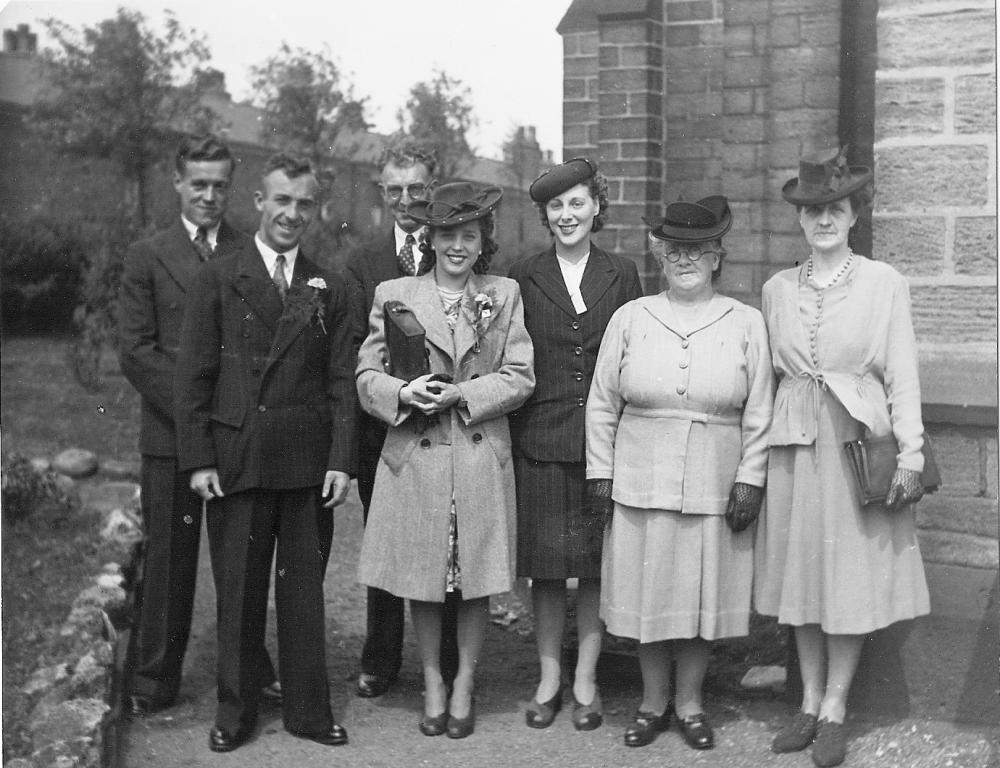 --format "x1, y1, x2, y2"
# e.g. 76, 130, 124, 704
132, 457, 276, 705
207, 486, 332, 735
358, 441, 458, 680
